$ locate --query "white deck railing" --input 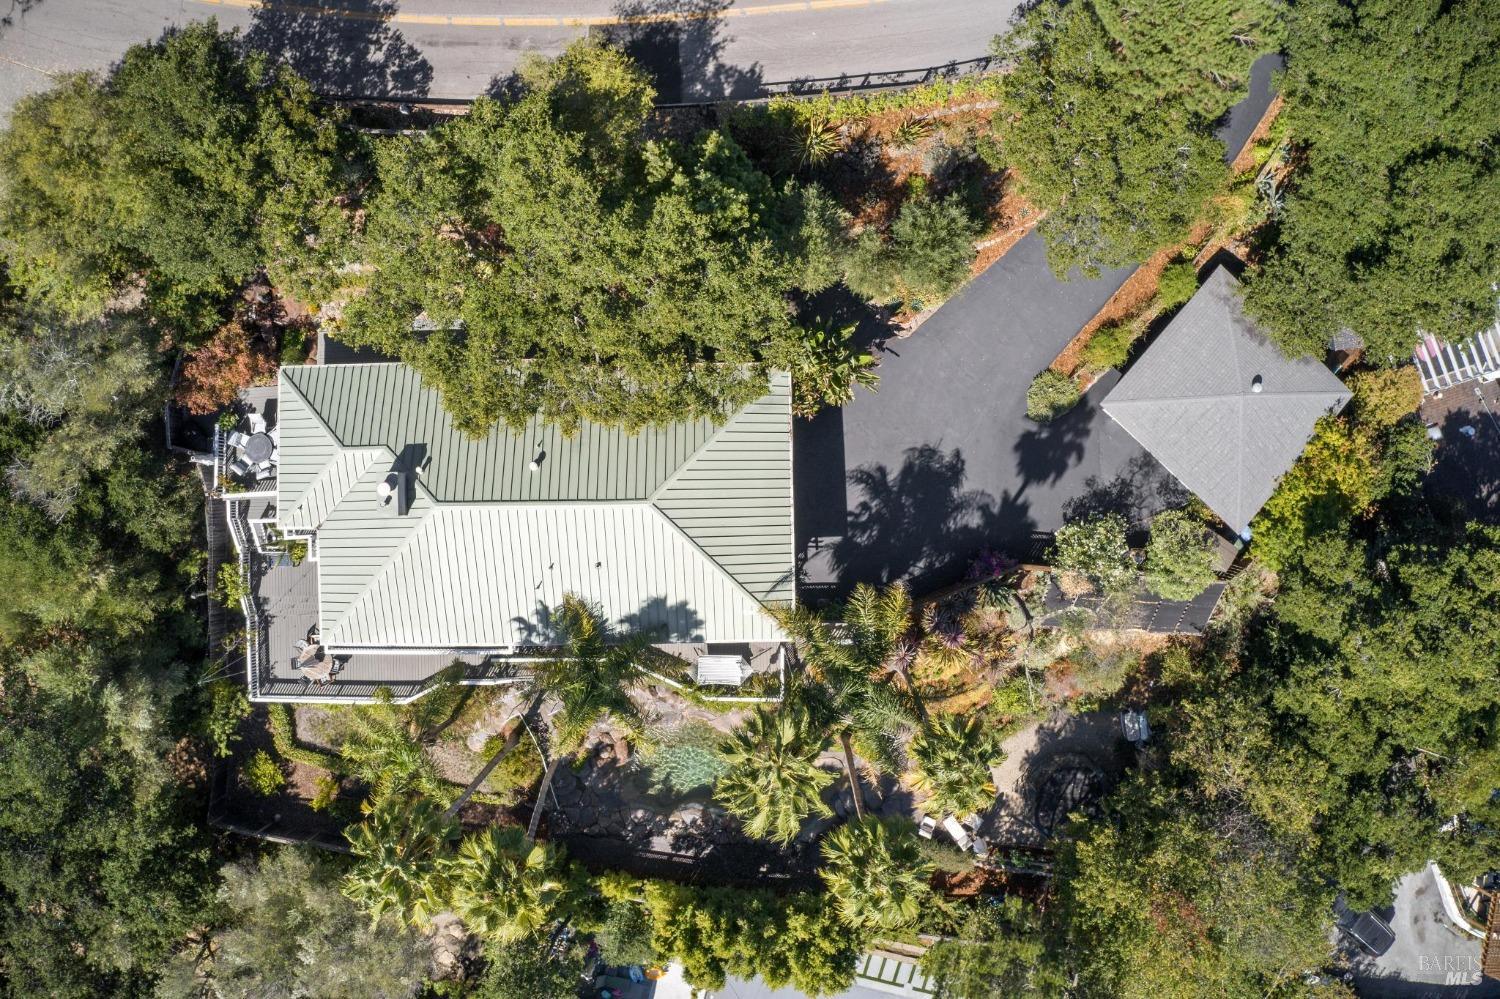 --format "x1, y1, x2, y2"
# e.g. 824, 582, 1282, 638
224, 500, 265, 699
1415, 322, 1500, 395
